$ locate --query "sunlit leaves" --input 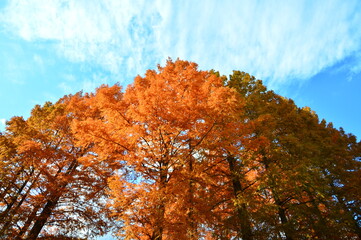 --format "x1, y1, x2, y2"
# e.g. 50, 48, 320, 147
1, 60, 360, 239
